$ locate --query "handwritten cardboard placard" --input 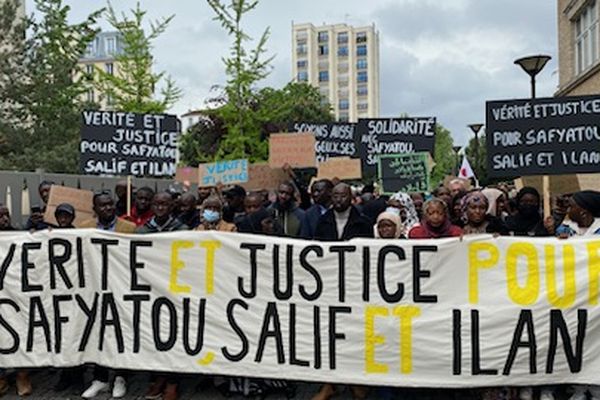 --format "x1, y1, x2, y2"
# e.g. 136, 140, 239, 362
44, 185, 94, 228
269, 132, 316, 168
242, 163, 289, 191
378, 152, 430, 194
317, 157, 362, 180
175, 166, 199, 184
198, 159, 249, 187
